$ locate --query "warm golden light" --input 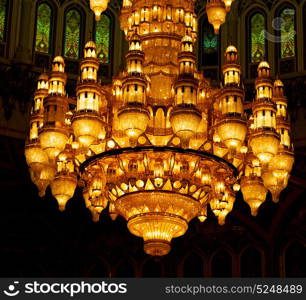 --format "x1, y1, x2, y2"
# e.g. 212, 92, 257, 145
25, 0, 293, 257
241, 176, 268, 216
89, 0, 109, 21
222, 0, 235, 12
206, 0, 227, 34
